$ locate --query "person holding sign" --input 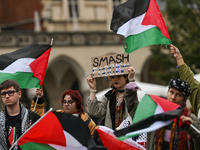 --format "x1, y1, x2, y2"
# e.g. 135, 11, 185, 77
87, 66, 138, 130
